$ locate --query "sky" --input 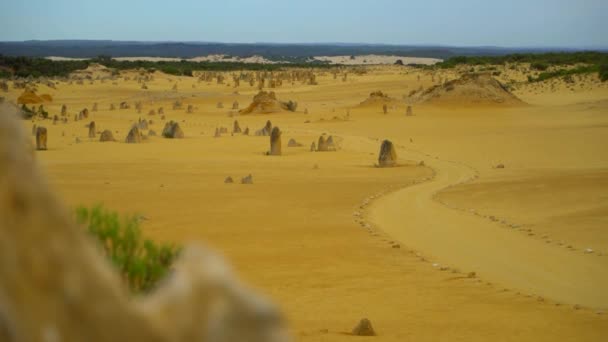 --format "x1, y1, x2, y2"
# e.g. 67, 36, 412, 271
0, 0, 606, 48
